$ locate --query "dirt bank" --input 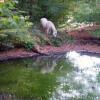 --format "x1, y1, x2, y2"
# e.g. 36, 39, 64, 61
0, 43, 100, 61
